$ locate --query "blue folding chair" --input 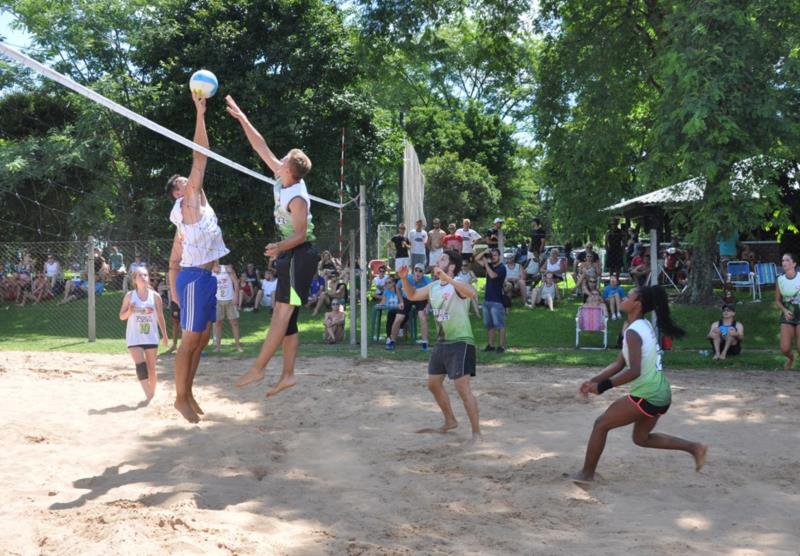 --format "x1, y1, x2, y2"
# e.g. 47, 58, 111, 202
754, 262, 779, 301
726, 260, 756, 301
